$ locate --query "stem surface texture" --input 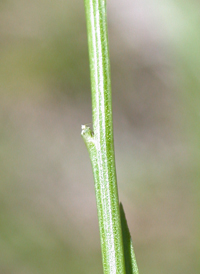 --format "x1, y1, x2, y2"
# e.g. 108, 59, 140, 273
82, 0, 126, 273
